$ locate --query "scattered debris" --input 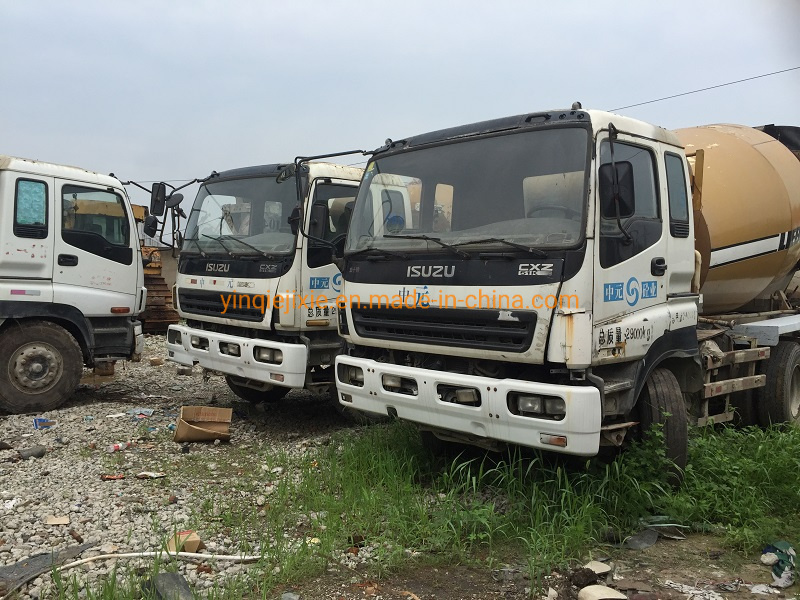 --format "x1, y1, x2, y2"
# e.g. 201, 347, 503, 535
167, 530, 206, 553
149, 357, 165, 366
176, 366, 193, 376
577, 584, 627, 600
69, 529, 84, 543
661, 579, 724, 600
584, 561, 612, 575
0, 441, 13, 450
127, 408, 155, 418
33, 418, 56, 430
196, 564, 213, 575
749, 584, 781, 595
141, 572, 194, 600
44, 515, 70, 525
18, 446, 47, 460
100, 474, 125, 481
136, 471, 166, 479
761, 542, 796, 588
107, 442, 132, 453
0, 543, 92, 598
570, 567, 600, 588
622, 528, 659, 550
173, 406, 232, 443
